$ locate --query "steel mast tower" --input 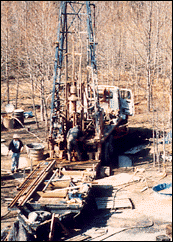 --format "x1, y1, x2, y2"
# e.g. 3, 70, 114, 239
49, 1, 101, 154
